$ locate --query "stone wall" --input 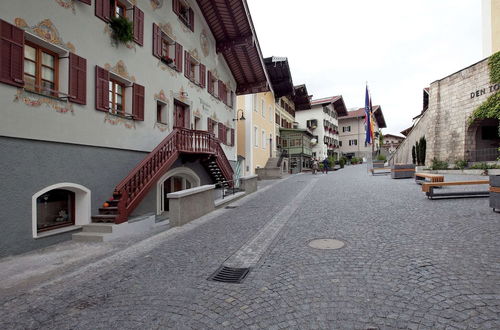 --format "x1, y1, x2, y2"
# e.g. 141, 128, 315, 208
392, 57, 493, 166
